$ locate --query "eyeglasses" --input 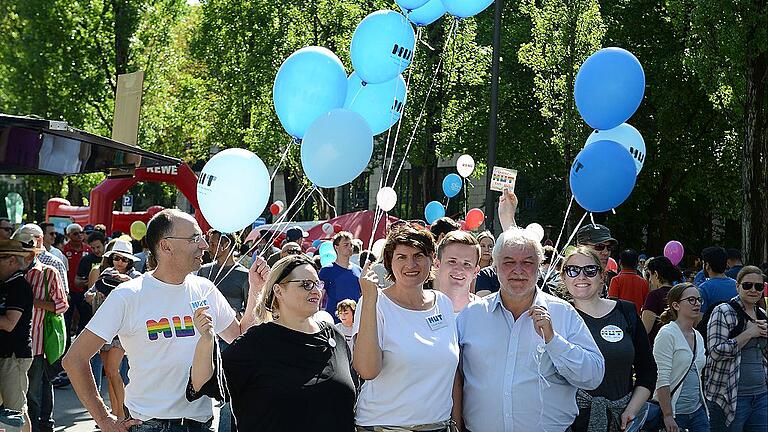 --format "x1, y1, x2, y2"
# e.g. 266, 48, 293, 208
741, 282, 765, 292
679, 296, 703, 306
284, 249, 302, 255
586, 243, 615, 252
165, 234, 205, 244
283, 279, 325, 291
563, 264, 601, 278
112, 255, 131, 263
